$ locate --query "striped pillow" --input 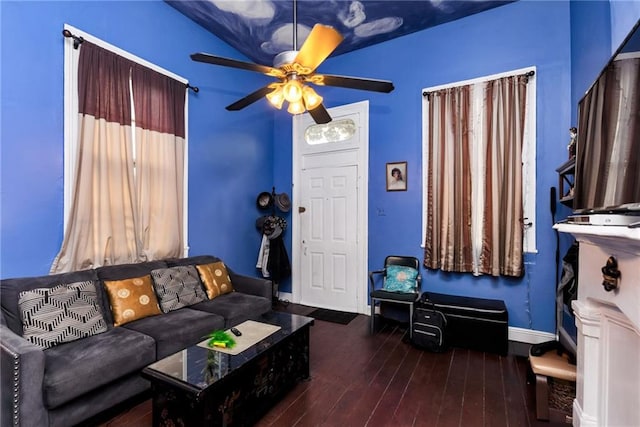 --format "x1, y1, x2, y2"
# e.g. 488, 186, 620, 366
19, 280, 107, 349
151, 265, 207, 312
